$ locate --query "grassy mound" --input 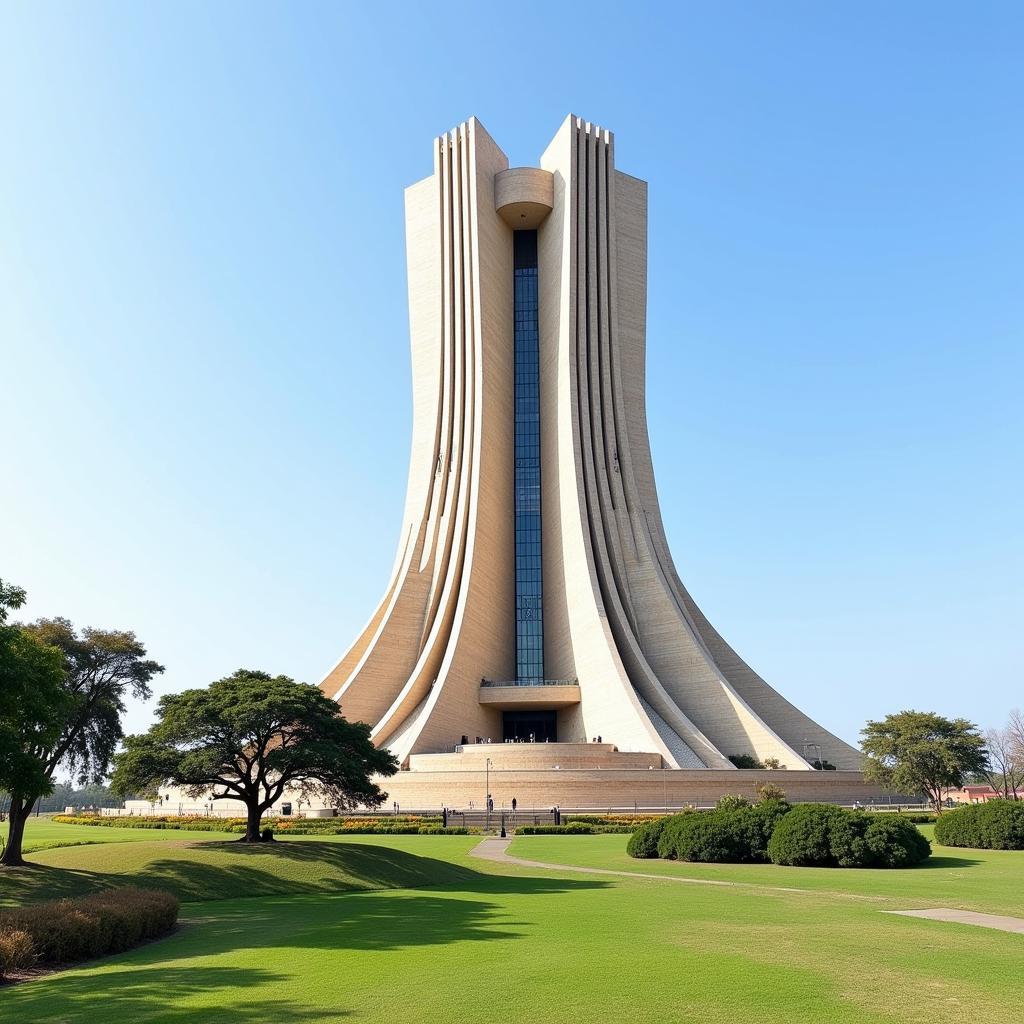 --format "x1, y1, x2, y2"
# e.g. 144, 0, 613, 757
1, 838, 478, 907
